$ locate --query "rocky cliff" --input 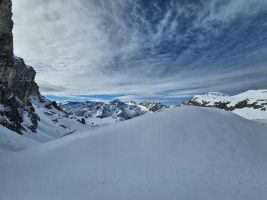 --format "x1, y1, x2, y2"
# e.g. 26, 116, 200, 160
0, 0, 13, 68
0, 0, 40, 134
